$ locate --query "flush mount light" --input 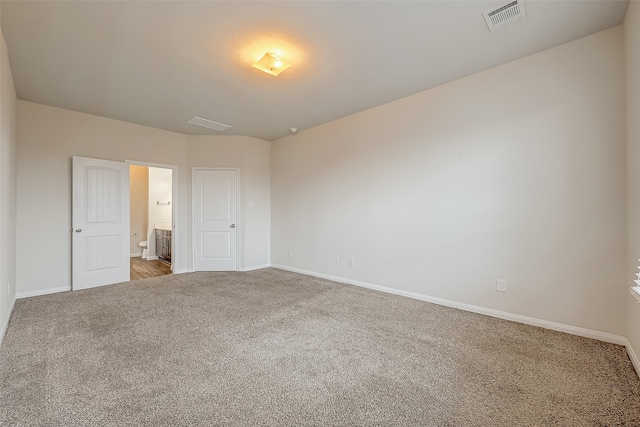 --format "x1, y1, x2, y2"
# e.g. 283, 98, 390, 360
252, 53, 291, 76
